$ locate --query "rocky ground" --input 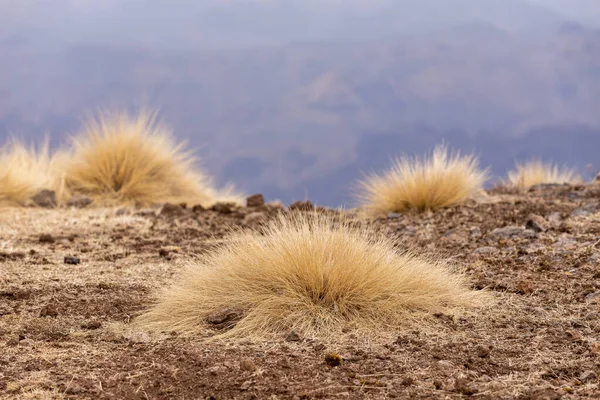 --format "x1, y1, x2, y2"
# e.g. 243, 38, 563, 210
1, 185, 600, 399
